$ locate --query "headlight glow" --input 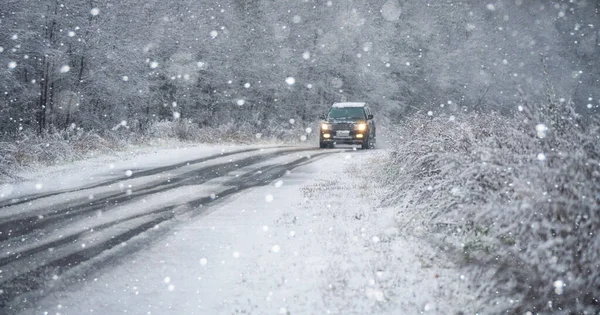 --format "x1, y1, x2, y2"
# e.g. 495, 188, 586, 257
356, 123, 367, 131
321, 123, 329, 130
